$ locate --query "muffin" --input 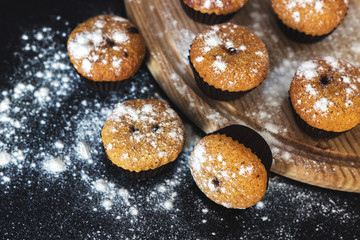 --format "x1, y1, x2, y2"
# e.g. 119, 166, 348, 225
189, 23, 269, 101
67, 15, 146, 92
181, 0, 248, 24
190, 125, 272, 209
271, 0, 349, 43
101, 99, 185, 179
289, 57, 360, 139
